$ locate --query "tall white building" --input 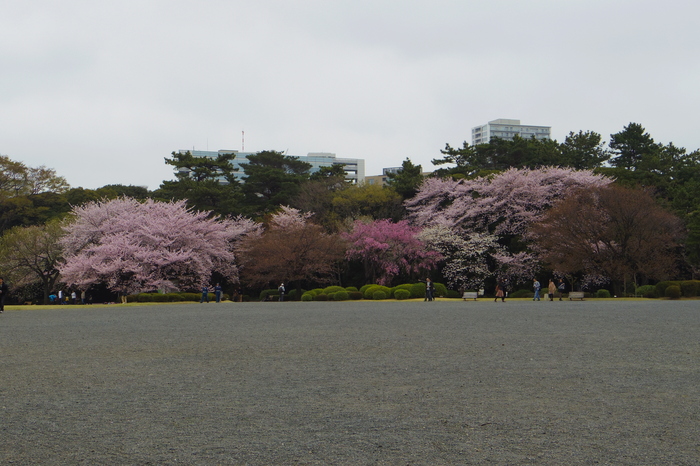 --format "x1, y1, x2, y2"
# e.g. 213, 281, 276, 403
176, 150, 365, 184
472, 119, 551, 145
